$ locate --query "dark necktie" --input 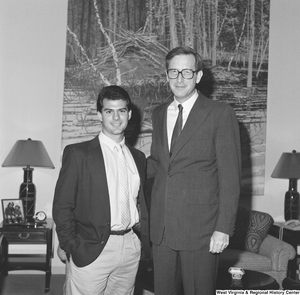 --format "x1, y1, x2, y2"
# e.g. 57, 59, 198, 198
170, 104, 183, 156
